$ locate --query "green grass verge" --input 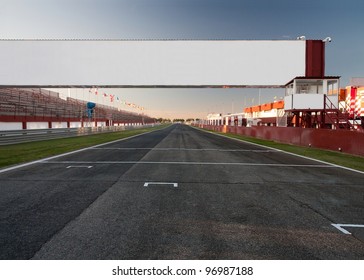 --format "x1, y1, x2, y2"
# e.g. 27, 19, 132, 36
0, 125, 169, 169
203, 129, 364, 172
